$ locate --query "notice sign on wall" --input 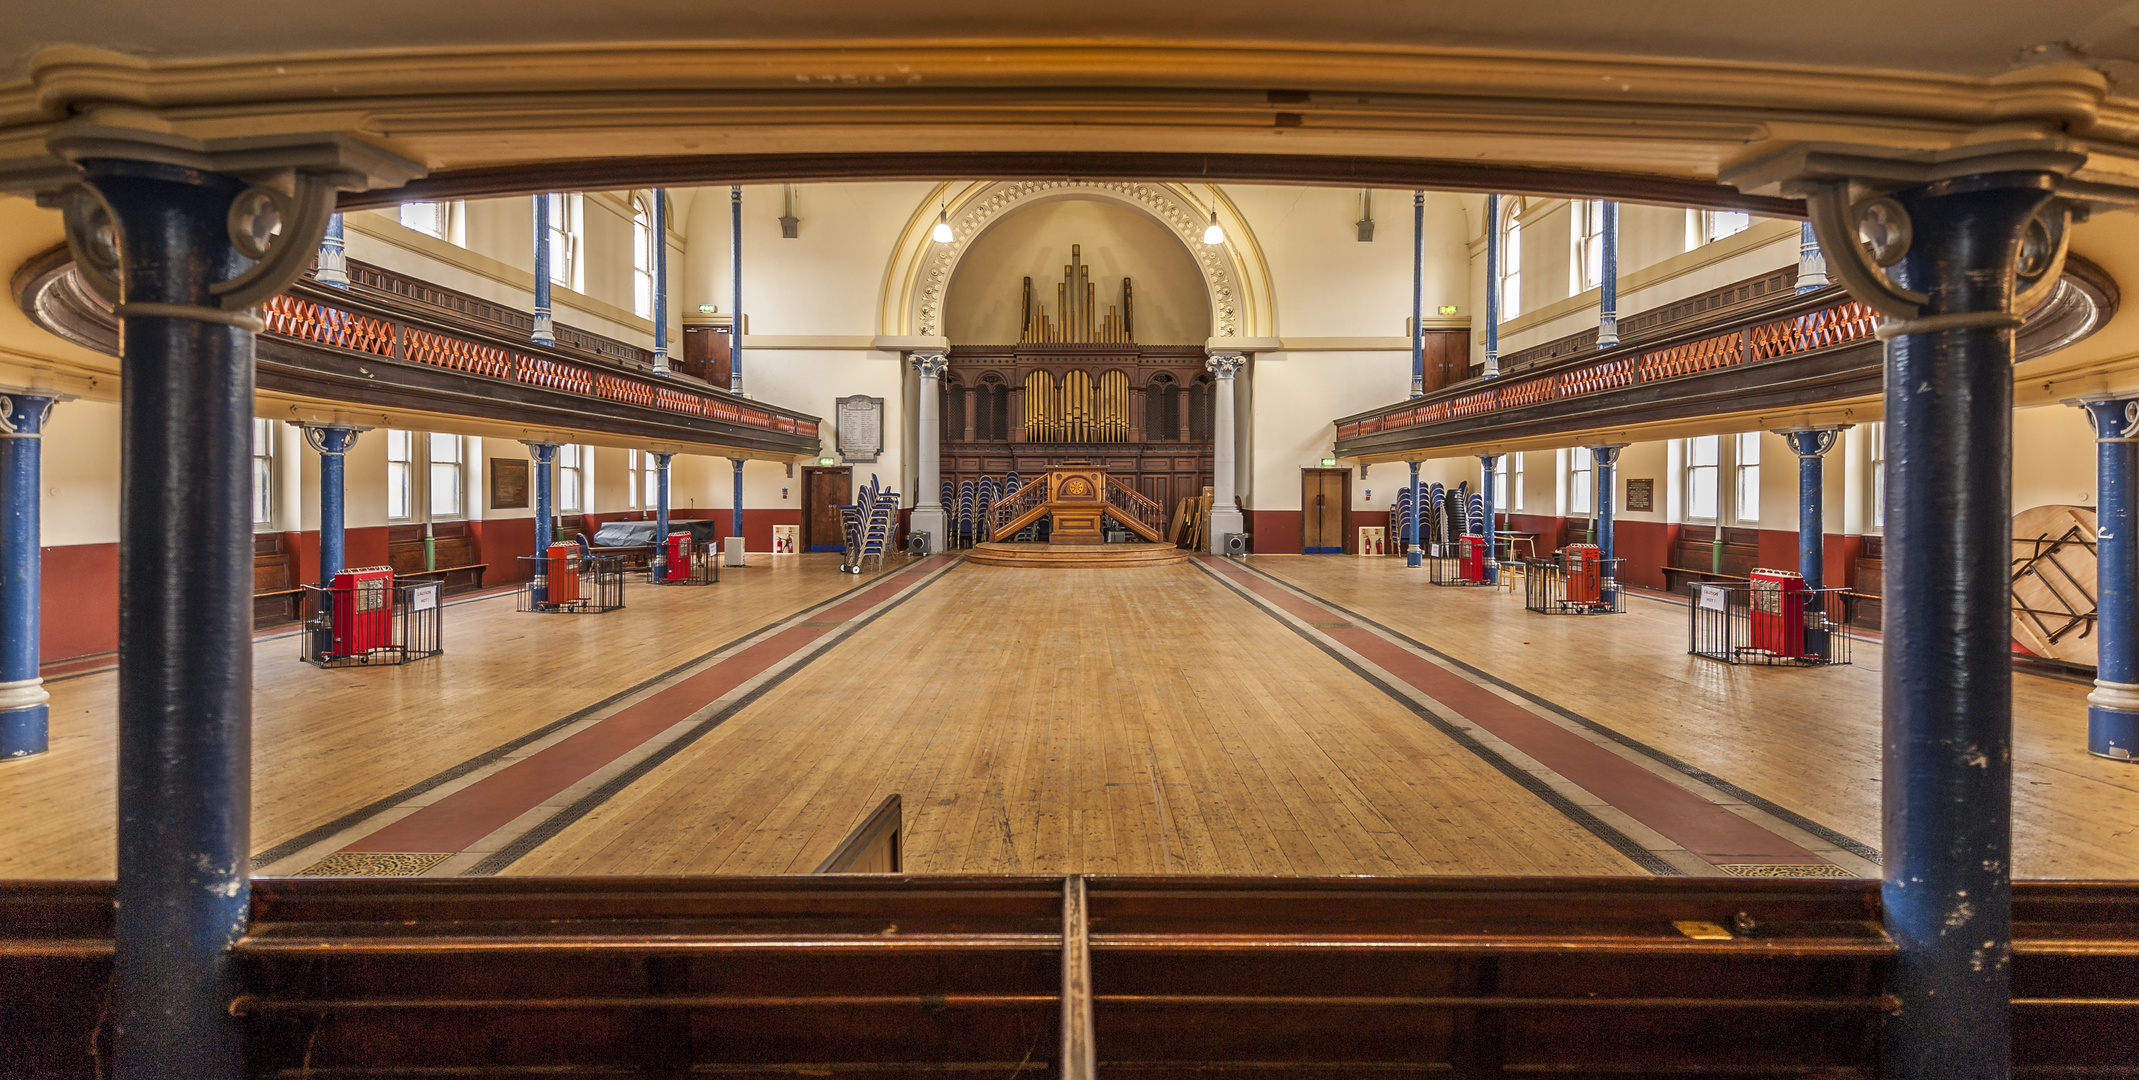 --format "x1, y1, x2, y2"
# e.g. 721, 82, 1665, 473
490, 458, 530, 509
1625, 477, 1655, 512
836, 395, 884, 463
